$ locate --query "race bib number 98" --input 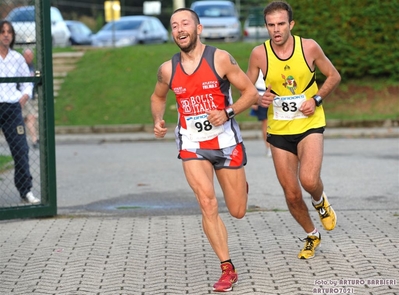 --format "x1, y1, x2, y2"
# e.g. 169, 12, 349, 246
273, 94, 308, 120
184, 114, 224, 142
